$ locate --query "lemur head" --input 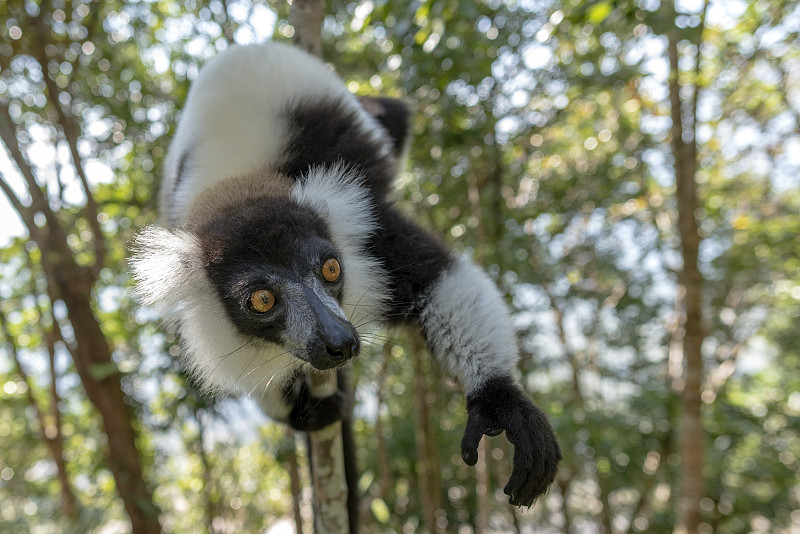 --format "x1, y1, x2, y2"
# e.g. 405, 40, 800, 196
197, 195, 359, 371
131, 165, 388, 397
